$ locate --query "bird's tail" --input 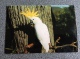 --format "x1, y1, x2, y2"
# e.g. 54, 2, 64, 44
42, 43, 49, 53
